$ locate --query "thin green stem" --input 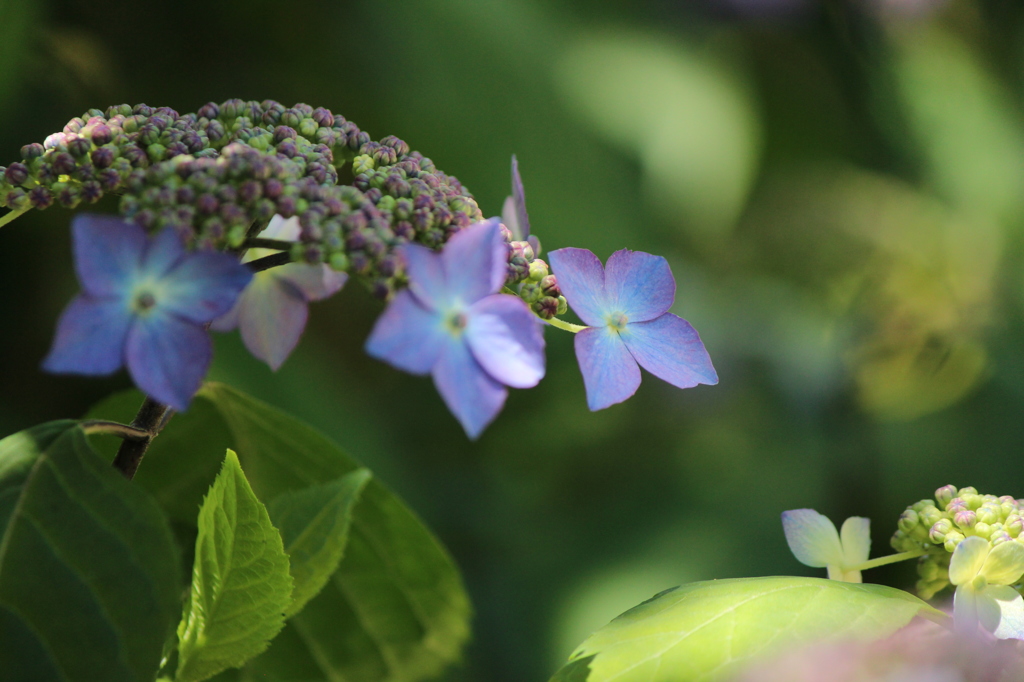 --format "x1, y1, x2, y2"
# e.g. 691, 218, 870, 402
546, 316, 588, 333
848, 550, 926, 572
0, 206, 31, 230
